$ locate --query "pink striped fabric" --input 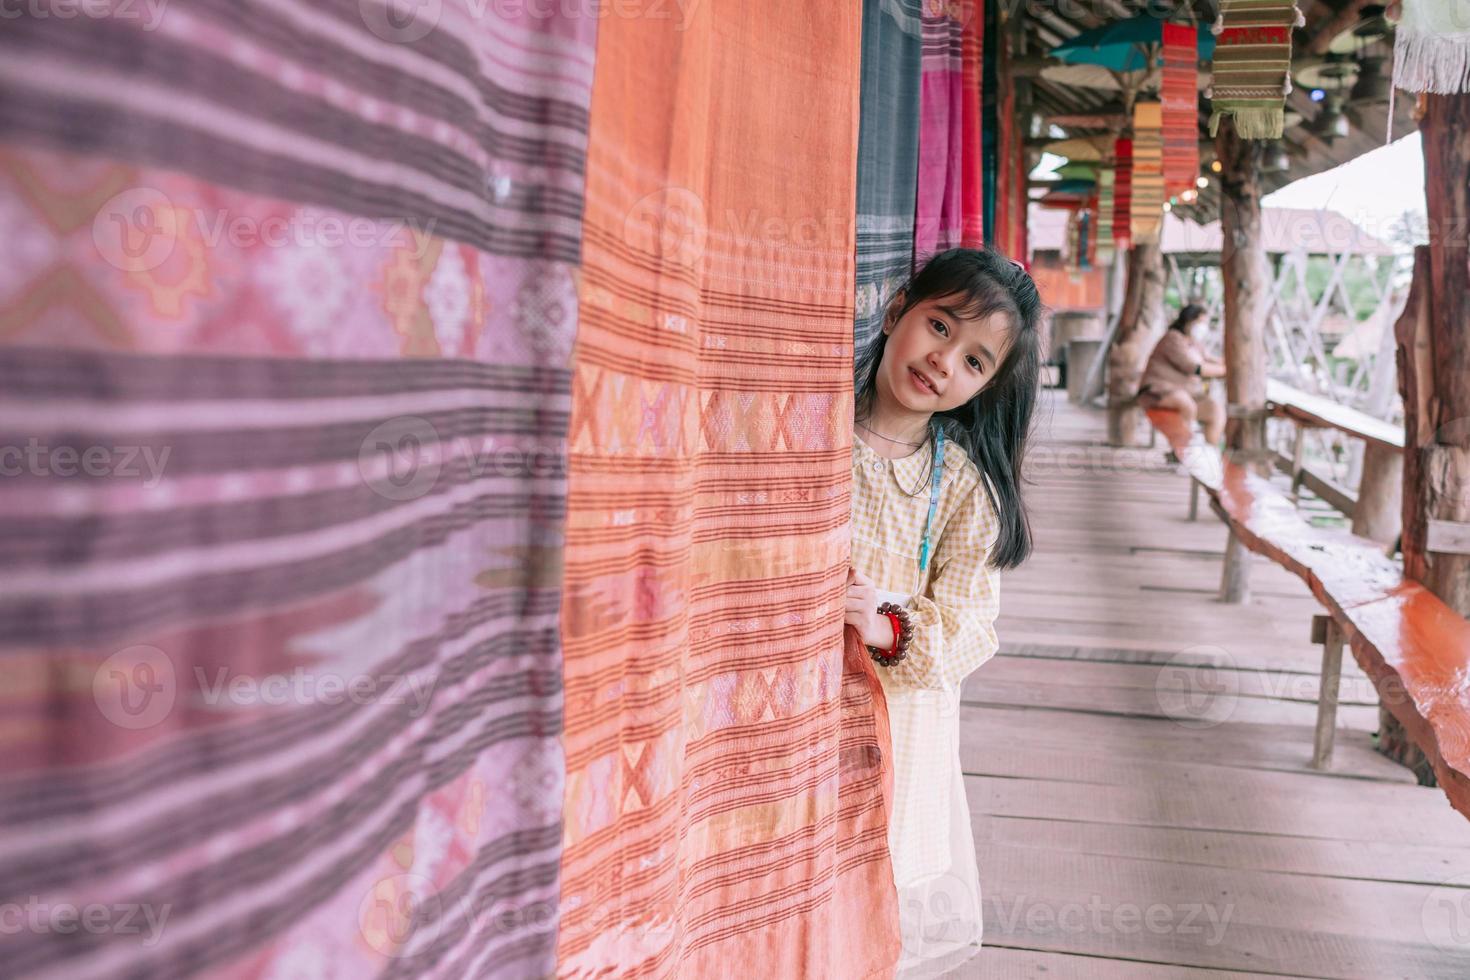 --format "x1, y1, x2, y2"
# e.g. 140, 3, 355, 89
914, 0, 967, 261
0, 2, 594, 976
